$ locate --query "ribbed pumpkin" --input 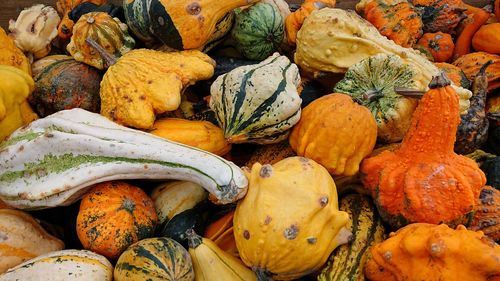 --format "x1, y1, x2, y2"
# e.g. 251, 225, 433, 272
469, 186, 500, 242
289, 93, 377, 176
453, 52, 500, 93
412, 0, 467, 34
360, 73, 486, 229
76, 181, 158, 259
434, 62, 471, 89
67, 12, 135, 69
417, 32, 454, 62
0, 27, 30, 74
472, 23, 500, 54
56, 0, 106, 40
114, 237, 194, 281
